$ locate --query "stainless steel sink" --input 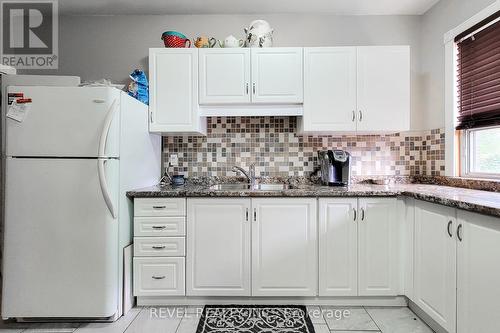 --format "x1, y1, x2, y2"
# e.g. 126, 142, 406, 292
209, 183, 251, 191
208, 183, 289, 191
254, 184, 289, 191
